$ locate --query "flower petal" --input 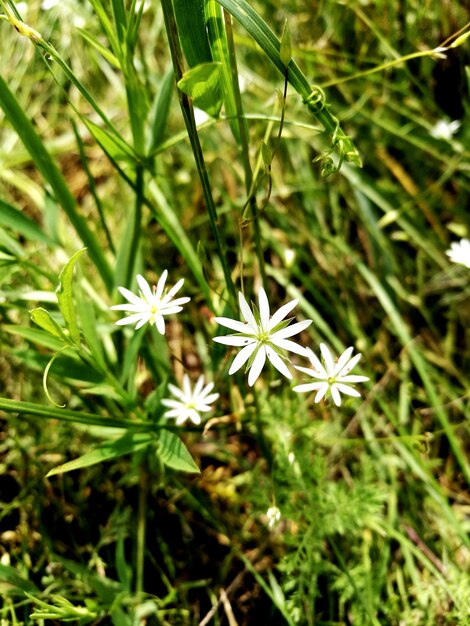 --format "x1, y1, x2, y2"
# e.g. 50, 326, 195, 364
154, 270, 168, 300
258, 288, 271, 331
333, 346, 354, 376
154, 314, 166, 334
110, 303, 146, 312
268, 298, 298, 330
337, 352, 363, 377
248, 347, 267, 386
305, 348, 328, 376
265, 345, 292, 379
335, 383, 362, 397
292, 382, 324, 393
330, 385, 342, 406
228, 343, 257, 375
193, 375, 205, 396
273, 319, 312, 339
214, 317, 252, 333
182, 374, 192, 398
116, 286, 145, 306
314, 384, 329, 403
294, 364, 325, 378
161, 398, 182, 408
238, 292, 258, 330
319, 343, 335, 376
213, 335, 256, 347
338, 374, 369, 383
137, 274, 154, 302
270, 337, 310, 357
200, 392, 219, 405
114, 312, 148, 327
162, 277, 185, 303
